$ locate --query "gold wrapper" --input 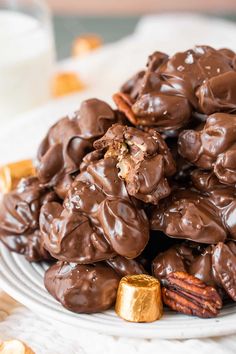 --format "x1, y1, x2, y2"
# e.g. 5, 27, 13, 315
115, 274, 163, 323
0, 159, 36, 194
72, 35, 102, 57
0, 339, 35, 353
